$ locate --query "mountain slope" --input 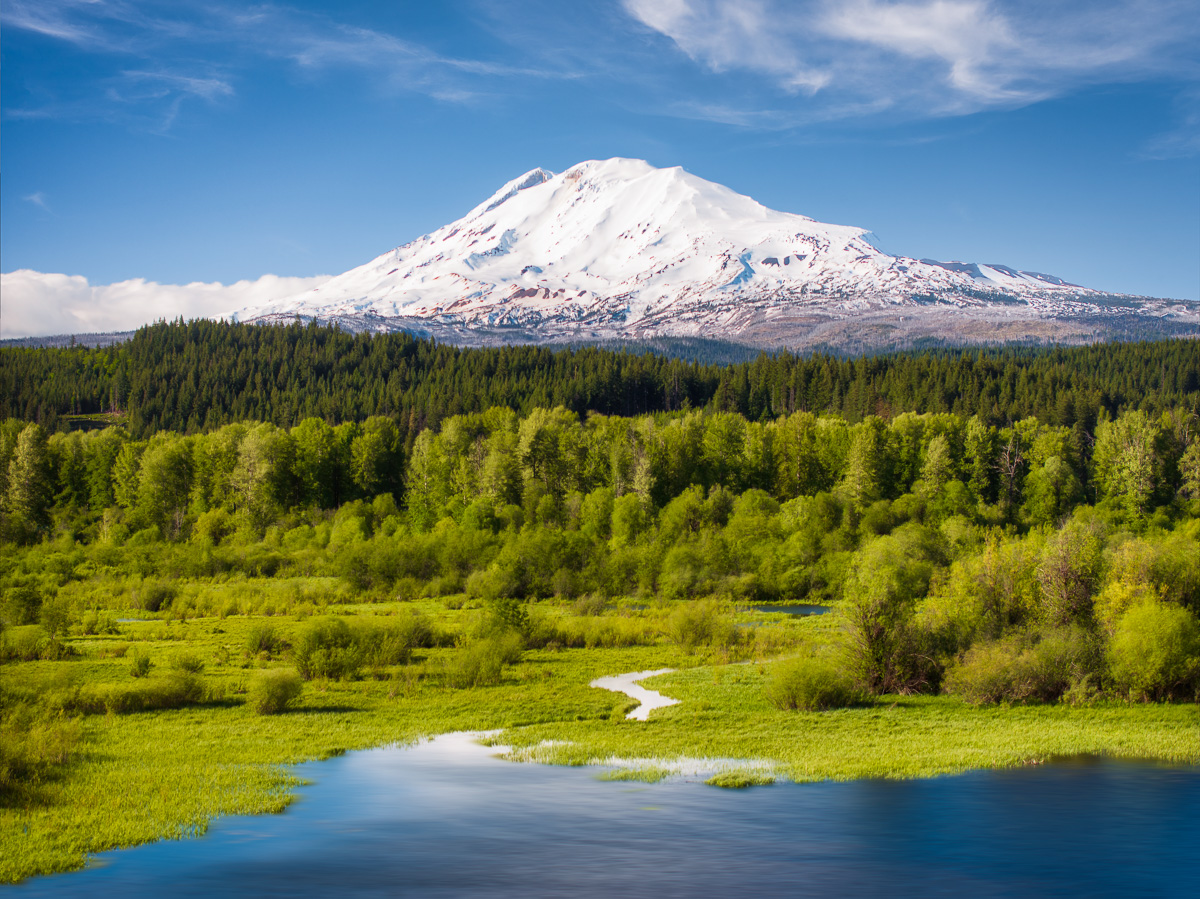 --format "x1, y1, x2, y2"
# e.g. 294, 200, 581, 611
237, 158, 1197, 349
